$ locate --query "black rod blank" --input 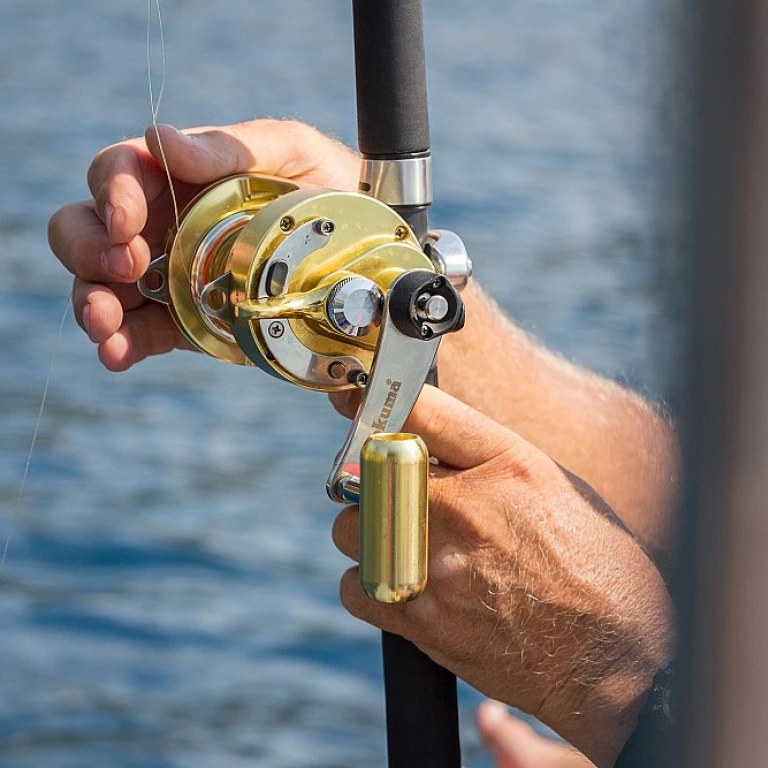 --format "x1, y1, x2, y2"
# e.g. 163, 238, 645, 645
351, 2, 461, 766
382, 631, 461, 768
